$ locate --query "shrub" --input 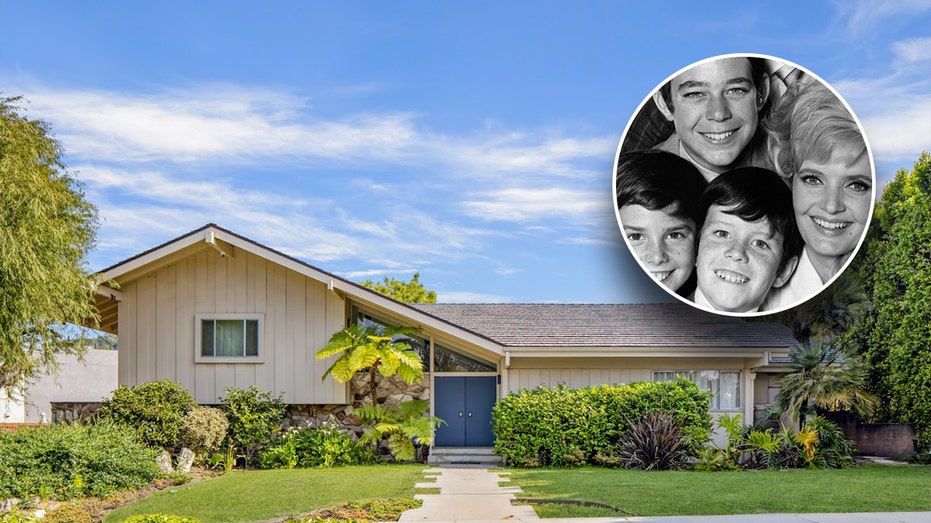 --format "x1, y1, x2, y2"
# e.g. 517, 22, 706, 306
0, 421, 162, 500
695, 413, 855, 471
179, 406, 229, 458
99, 380, 195, 449
220, 385, 287, 466
492, 379, 712, 467
260, 421, 378, 469
124, 515, 204, 523
617, 412, 688, 470
803, 415, 856, 468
